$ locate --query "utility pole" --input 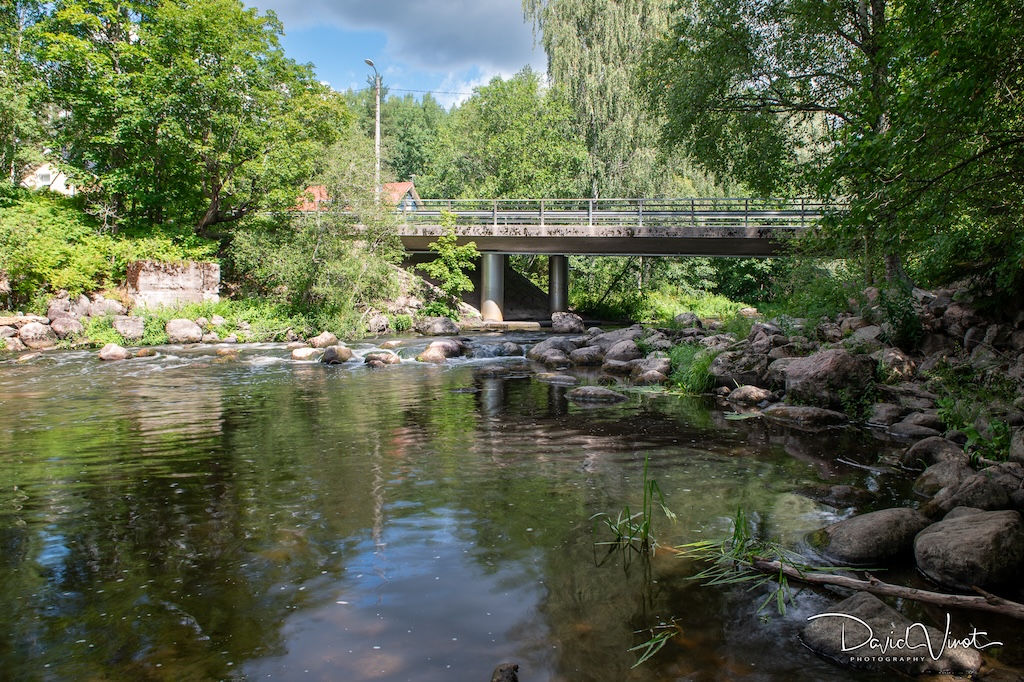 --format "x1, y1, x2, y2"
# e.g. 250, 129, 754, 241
365, 59, 381, 200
